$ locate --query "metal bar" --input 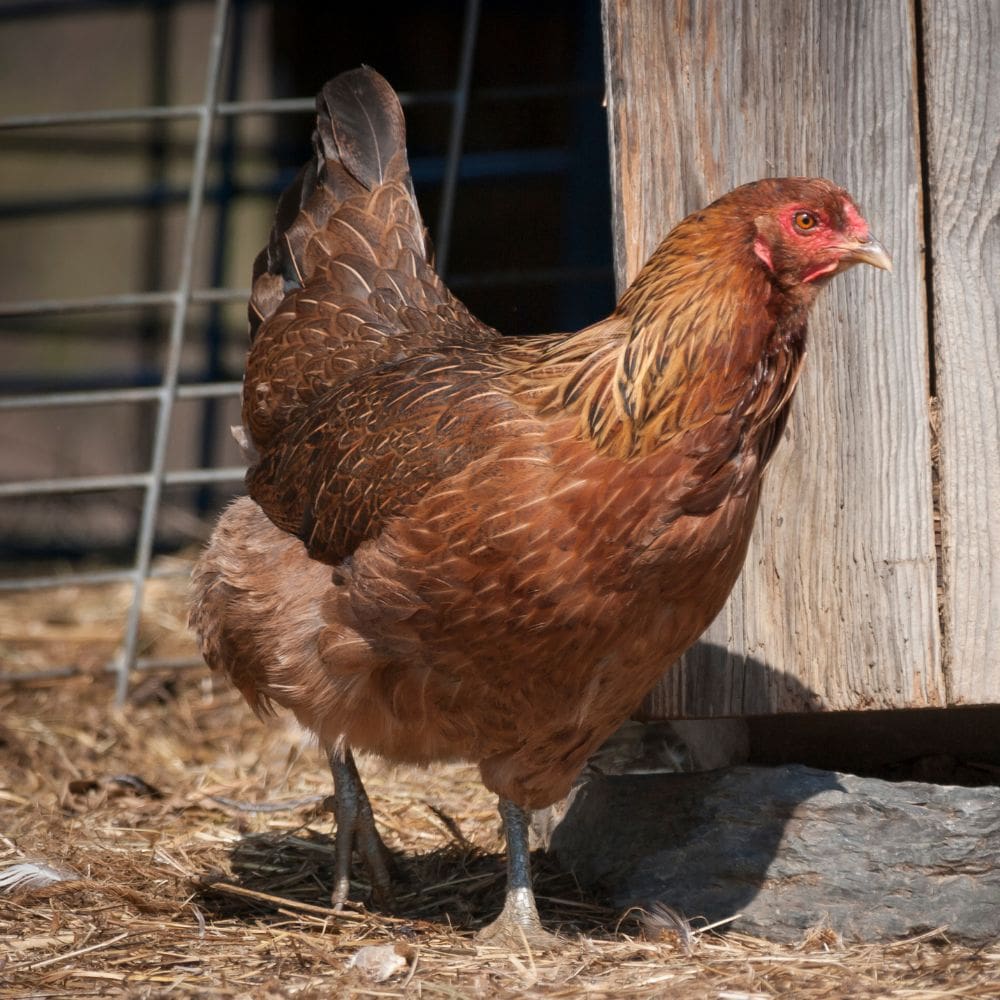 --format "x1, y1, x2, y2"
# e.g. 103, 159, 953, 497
0, 290, 175, 316
135, 656, 205, 671
115, 0, 230, 703
0, 185, 249, 221
0, 386, 163, 410
447, 264, 613, 290
0, 84, 597, 133
0, 466, 244, 499
0, 655, 206, 687
148, 563, 193, 580
0, 253, 606, 326
0, 0, 141, 21
0, 287, 246, 318
0, 99, 310, 131
197, 4, 244, 516
176, 380, 242, 400
0, 560, 192, 595
473, 83, 600, 102
0, 472, 150, 498
0, 568, 138, 593
434, 0, 481, 276
0, 666, 82, 684
136, 0, 171, 544
0, 381, 242, 412
0, 147, 574, 222
193, 287, 247, 304
165, 466, 245, 487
